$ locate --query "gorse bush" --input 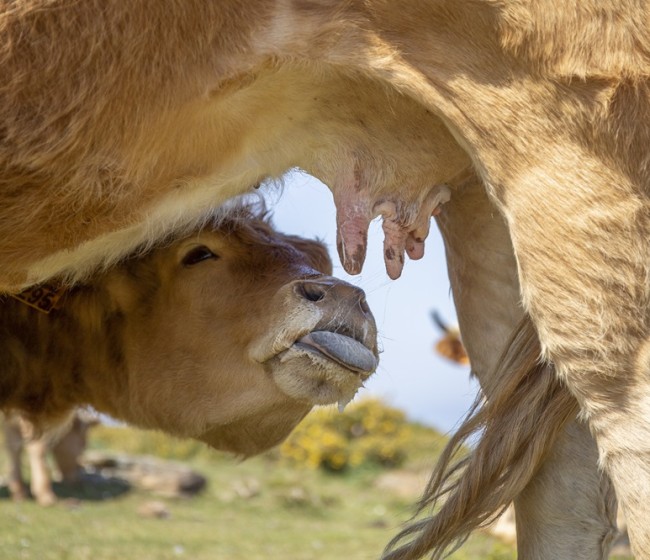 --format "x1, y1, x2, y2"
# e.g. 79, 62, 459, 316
89, 398, 444, 472
279, 398, 413, 472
